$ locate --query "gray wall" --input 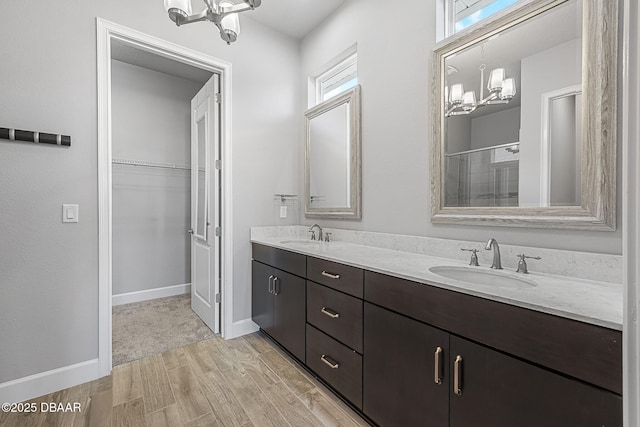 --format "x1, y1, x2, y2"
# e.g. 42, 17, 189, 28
111, 60, 201, 295
0, 0, 299, 384
470, 107, 520, 150
300, 0, 622, 255
519, 38, 581, 206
